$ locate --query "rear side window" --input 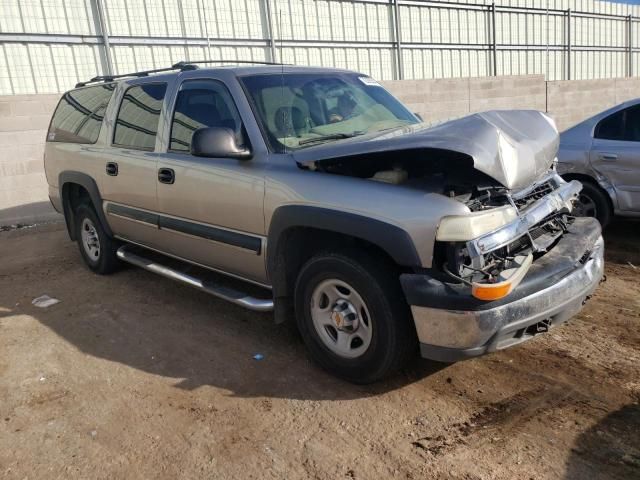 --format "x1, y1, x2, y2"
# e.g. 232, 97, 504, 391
594, 105, 640, 142
169, 79, 243, 152
47, 84, 115, 144
113, 83, 167, 150
595, 110, 625, 140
